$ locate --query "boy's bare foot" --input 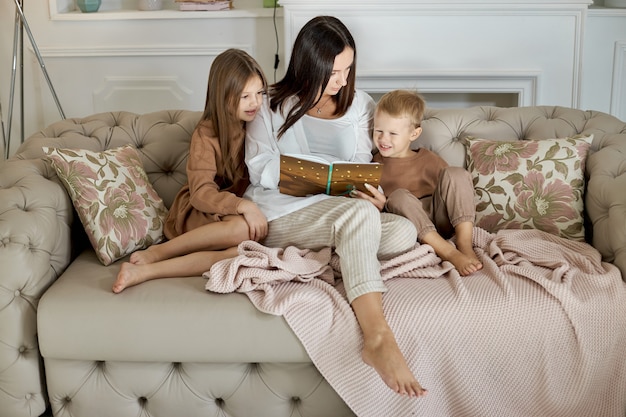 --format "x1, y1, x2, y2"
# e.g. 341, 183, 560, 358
129, 246, 161, 264
112, 262, 150, 293
422, 229, 482, 276
446, 249, 483, 276
362, 329, 427, 397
